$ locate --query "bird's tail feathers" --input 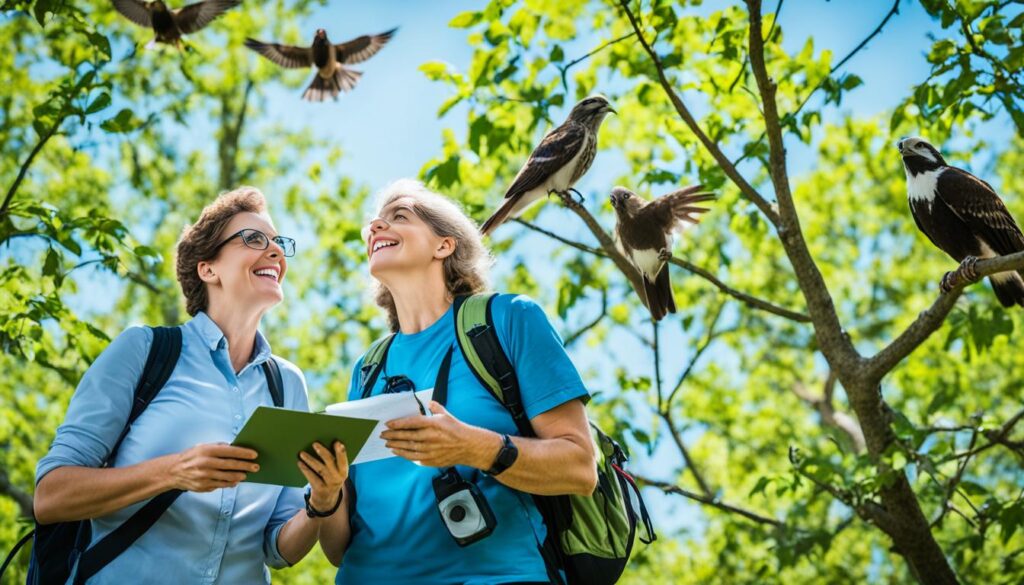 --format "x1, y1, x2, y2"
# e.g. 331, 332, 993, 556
990, 272, 1024, 308
480, 197, 519, 236
642, 266, 675, 321
303, 65, 362, 102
